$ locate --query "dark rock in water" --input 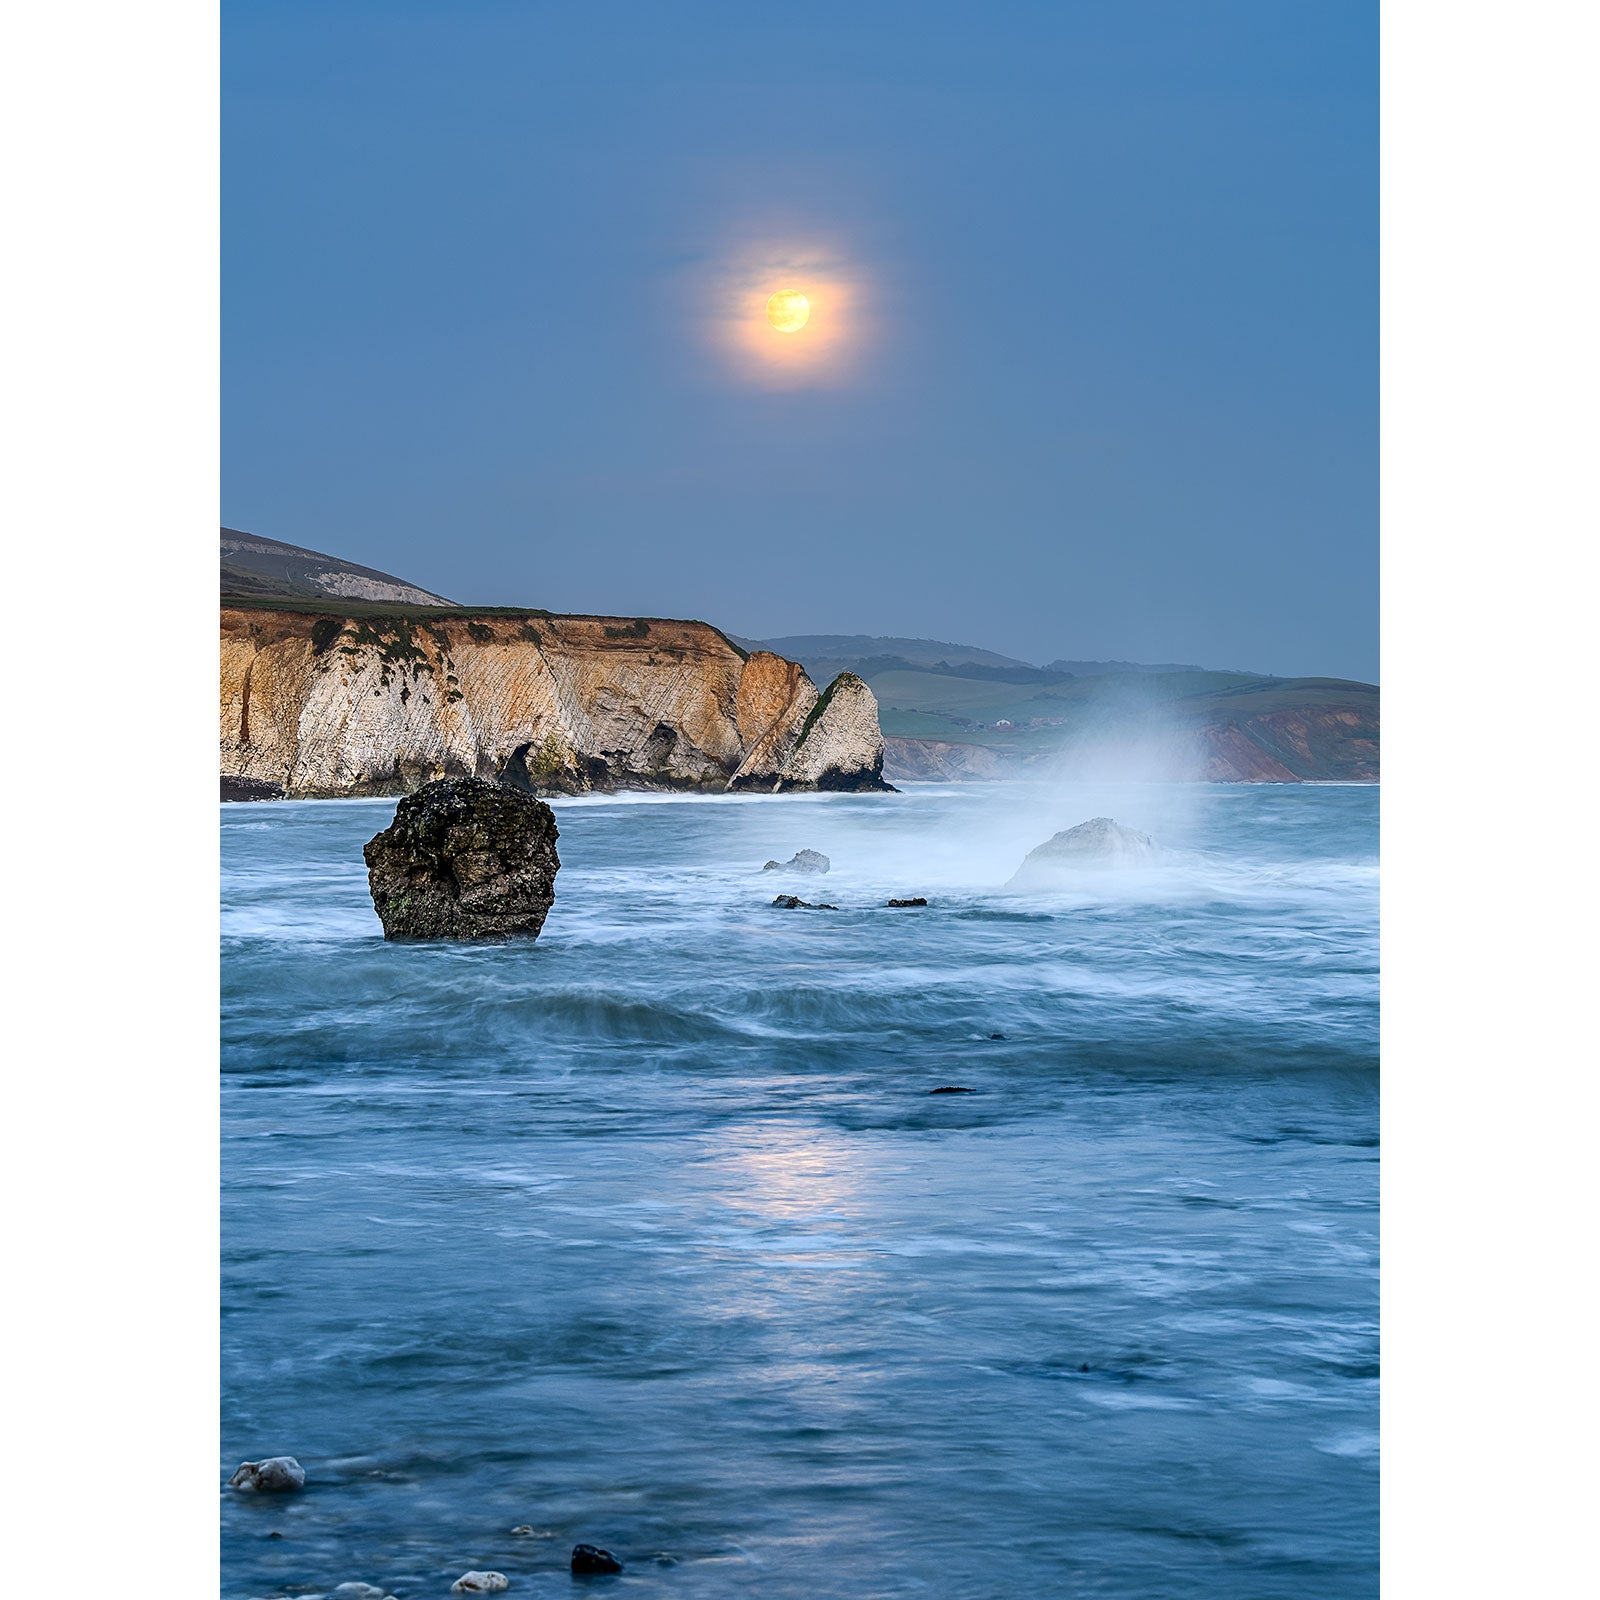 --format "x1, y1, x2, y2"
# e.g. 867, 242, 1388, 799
571, 1544, 624, 1575
364, 777, 559, 942
772, 895, 837, 910
989, 1032, 1008, 1040
1007, 816, 1157, 887
763, 848, 830, 874
886, 897, 928, 907
930, 1086, 975, 1094
221, 775, 284, 802
227, 1456, 305, 1493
